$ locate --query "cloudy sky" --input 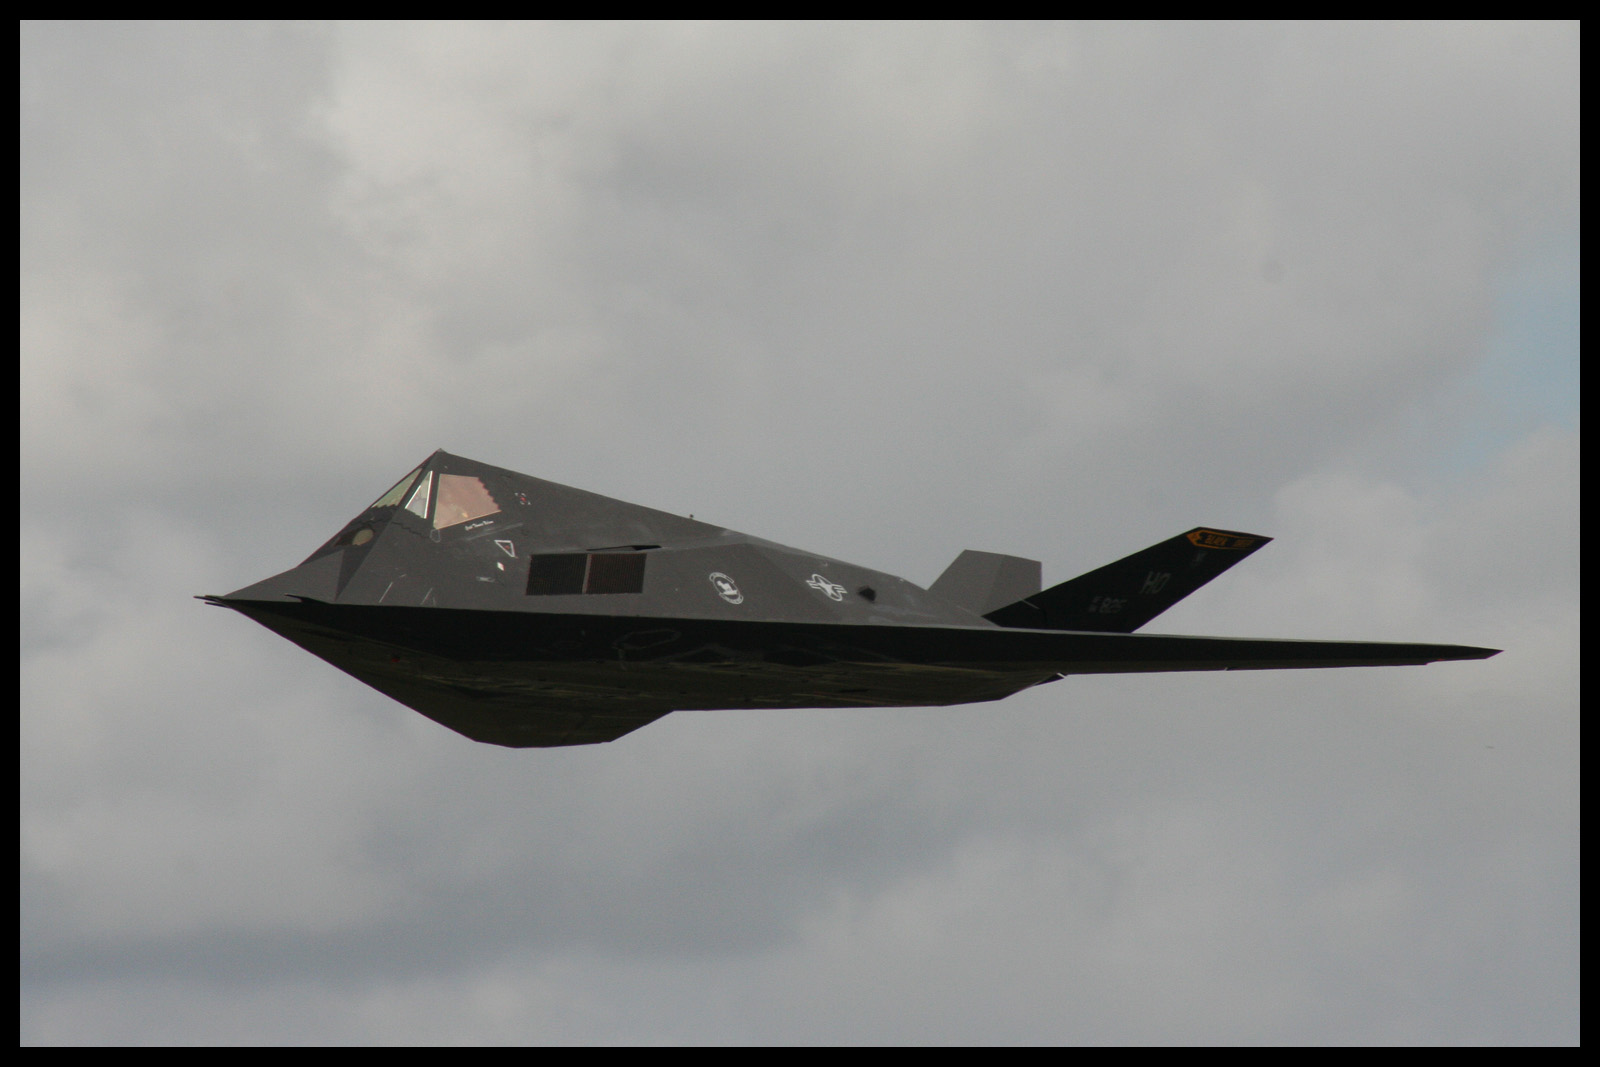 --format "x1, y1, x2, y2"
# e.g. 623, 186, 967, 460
20, 22, 1577, 1044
